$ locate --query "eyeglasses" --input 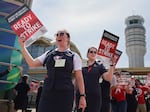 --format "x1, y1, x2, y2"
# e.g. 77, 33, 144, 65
88, 51, 97, 54
55, 32, 65, 37
55, 32, 70, 38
